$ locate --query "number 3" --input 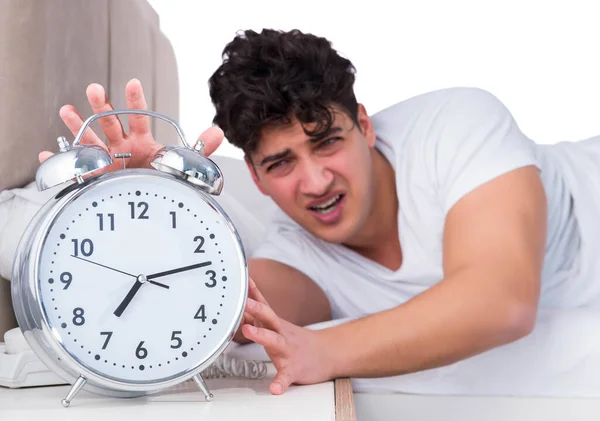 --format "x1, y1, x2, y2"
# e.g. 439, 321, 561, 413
205, 270, 216, 288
